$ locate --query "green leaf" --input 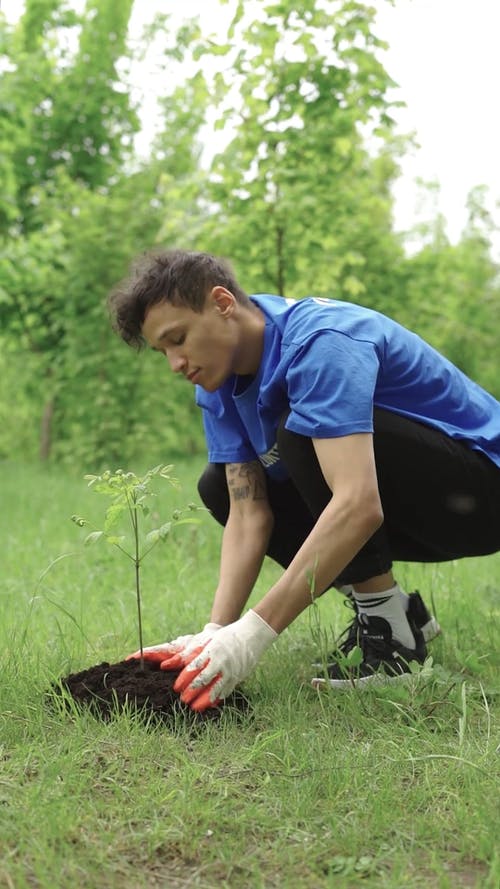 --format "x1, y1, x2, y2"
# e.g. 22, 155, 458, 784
103, 501, 126, 532
105, 535, 126, 546
84, 530, 104, 545
146, 522, 173, 543
206, 41, 231, 56
158, 522, 172, 540
71, 514, 88, 527
345, 645, 363, 667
